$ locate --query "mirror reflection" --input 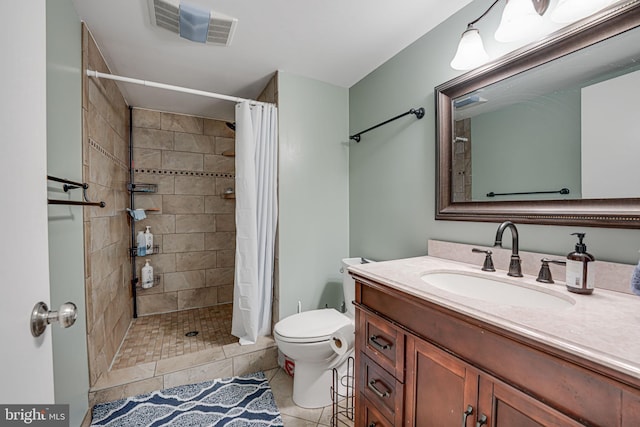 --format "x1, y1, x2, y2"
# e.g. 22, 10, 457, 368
451, 24, 640, 203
